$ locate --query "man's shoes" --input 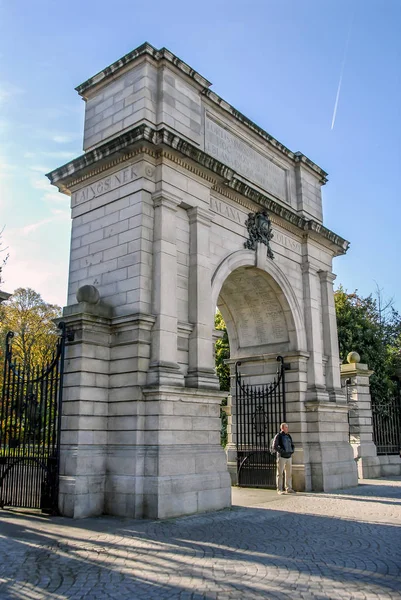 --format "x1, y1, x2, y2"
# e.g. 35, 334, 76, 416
286, 489, 296, 493
277, 490, 284, 495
